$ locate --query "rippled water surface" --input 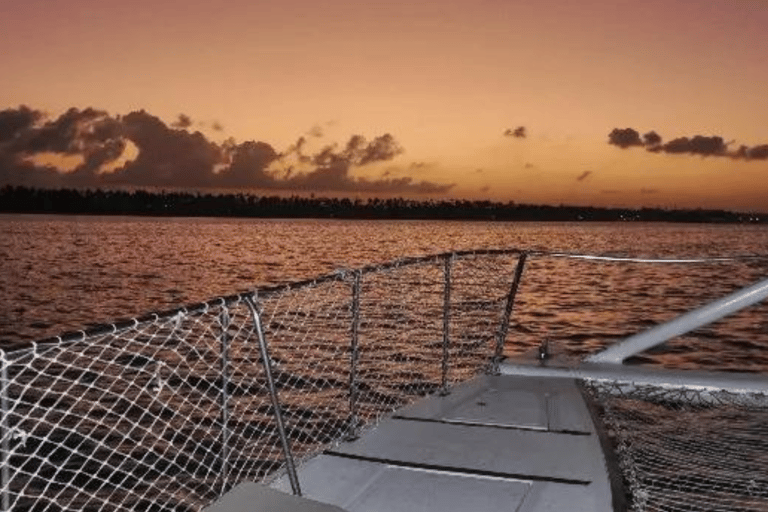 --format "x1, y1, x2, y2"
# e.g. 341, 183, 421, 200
2, 214, 768, 370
